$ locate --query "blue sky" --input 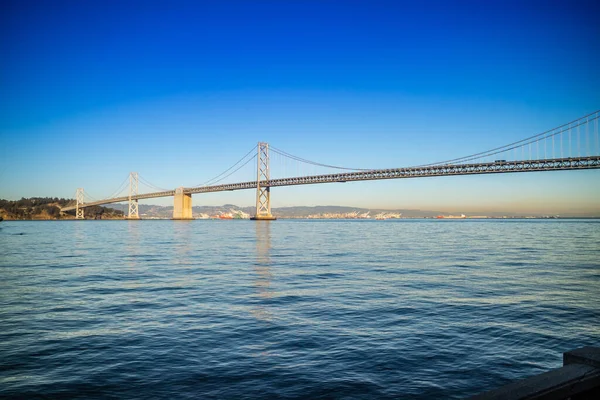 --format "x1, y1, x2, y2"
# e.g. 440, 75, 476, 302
1, 0, 599, 214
